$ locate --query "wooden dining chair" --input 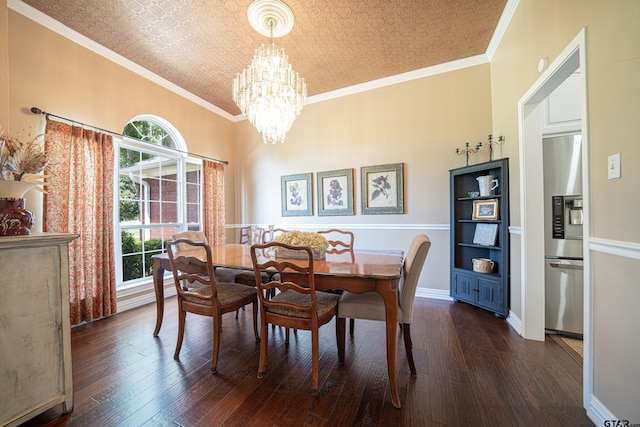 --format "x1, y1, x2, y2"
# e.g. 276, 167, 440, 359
249, 242, 343, 394
239, 226, 265, 245
317, 228, 355, 259
316, 228, 357, 333
171, 230, 207, 243
170, 230, 242, 284
337, 234, 431, 376
261, 227, 288, 243
234, 226, 270, 288
239, 226, 252, 244
167, 238, 259, 373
